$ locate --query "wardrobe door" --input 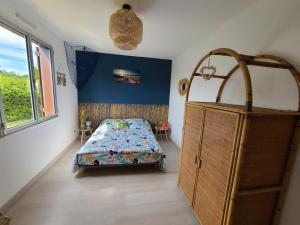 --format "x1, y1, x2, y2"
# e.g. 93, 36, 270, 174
193, 109, 240, 225
179, 104, 205, 204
